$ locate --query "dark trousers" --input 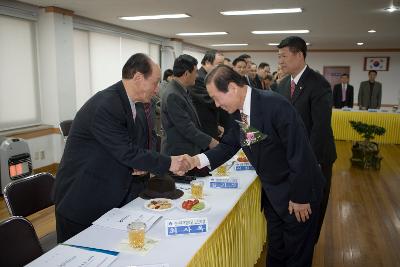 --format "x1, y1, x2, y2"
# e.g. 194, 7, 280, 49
264, 195, 320, 267
56, 212, 89, 243
56, 174, 149, 243
315, 163, 333, 243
